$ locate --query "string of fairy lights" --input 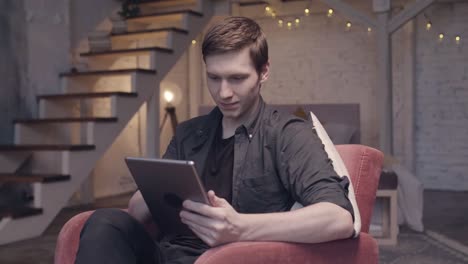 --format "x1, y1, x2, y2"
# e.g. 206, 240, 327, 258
261, 2, 464, 45
423, 13, 463, 45
190, 2, 465, 46
263, 4, 358, 31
